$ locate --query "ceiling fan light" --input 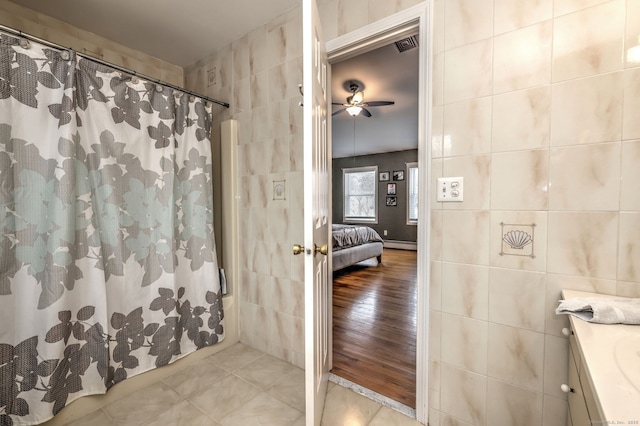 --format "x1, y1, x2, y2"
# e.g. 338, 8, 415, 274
352, 91, 364, 104
346, 106, 362, 116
